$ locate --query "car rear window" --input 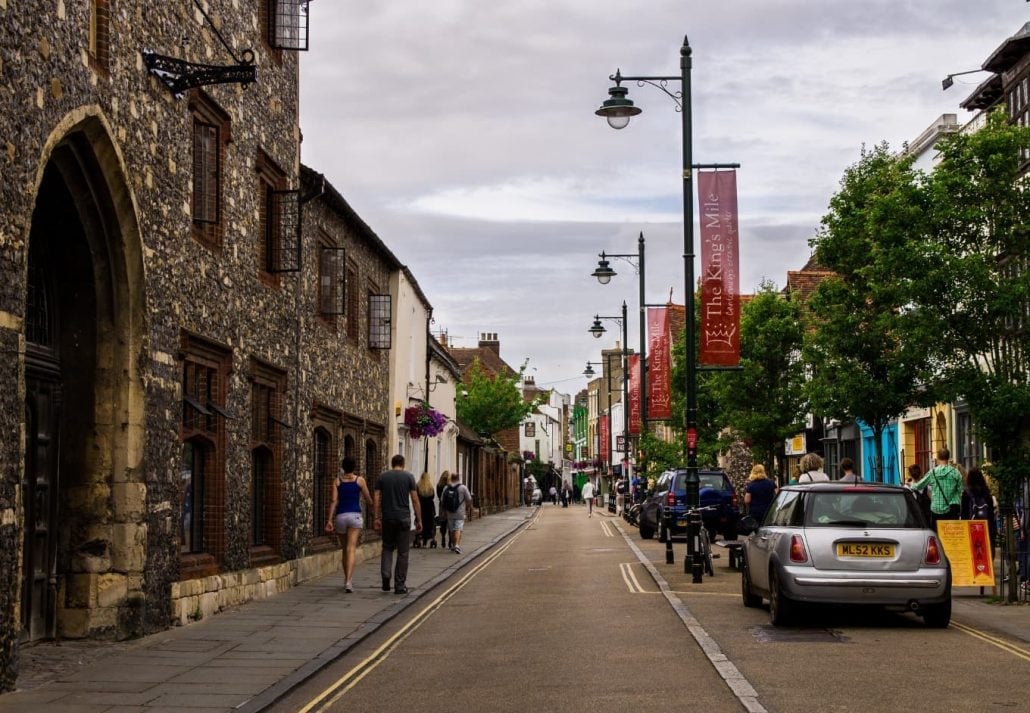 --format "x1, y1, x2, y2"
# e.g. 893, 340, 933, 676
805, 491, 921, 528
673, 473, 728, 491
